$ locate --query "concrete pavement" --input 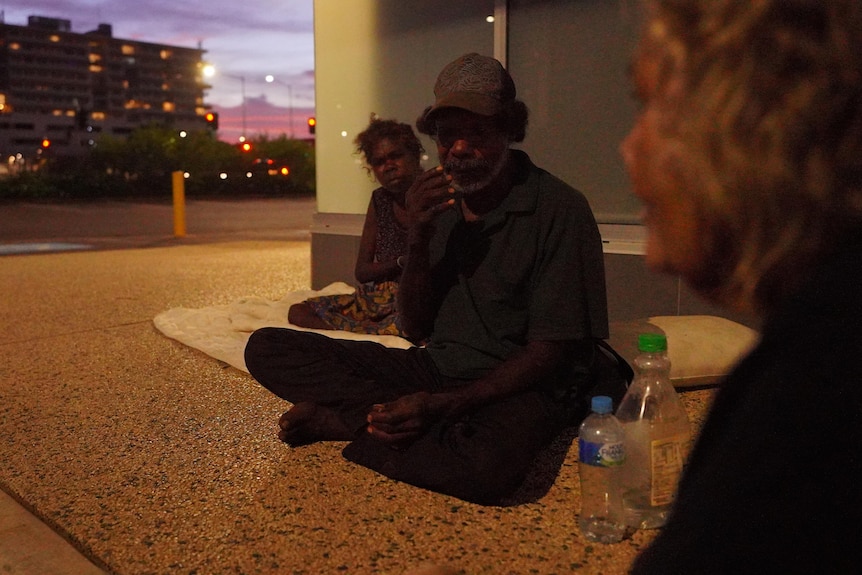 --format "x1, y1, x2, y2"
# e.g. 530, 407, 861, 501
1, 196, 316, 575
